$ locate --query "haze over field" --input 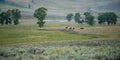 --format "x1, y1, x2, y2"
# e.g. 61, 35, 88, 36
0, 0, 120, 19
